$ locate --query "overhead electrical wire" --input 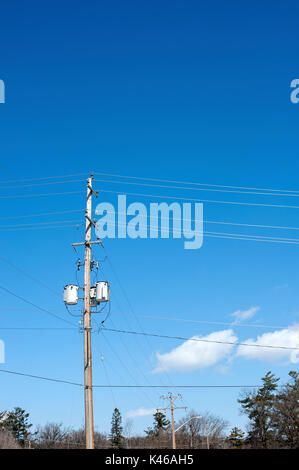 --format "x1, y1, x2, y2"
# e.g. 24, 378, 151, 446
0, 284, 76, 327
205, 230, 299, 243
1, 217, 299, 243
205, 233, 299, 245
0, 368, 263, 389
0, 209, 84, 221
0, 316, 293, 331
0, 327, 76, 330
97, 219, 299, 245
0, 190, 82, 200
3, 211, 299, 234
99, 248, 189, 405
203, 219, 299, 231
102, 327, 299, 351
111, 312, 292, 330
0, 255, 61, 296
99, 209, 299, 233
96, 338, 118, 409
91, 255, 160, 398
100, 331, 157, 407
100, 189, 299, 210
0, 314, 295, 331
0, 369, 83, 386
0, 219, 81, 228
94, 178, 299, 198
1, 170, 298, 195
0, 179, 85, 190
0, 173, 89, 185
95, 171, 299, 195
0, 224, 81, 232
